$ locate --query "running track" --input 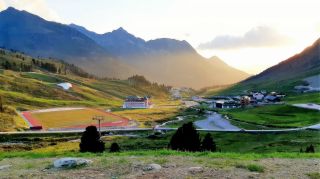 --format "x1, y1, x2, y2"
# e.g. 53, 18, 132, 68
20, 109, 130, 130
